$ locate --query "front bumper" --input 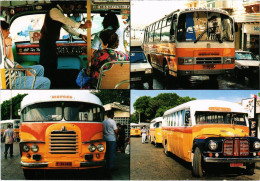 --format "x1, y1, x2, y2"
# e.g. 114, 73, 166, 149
21, 160, 106, 168
178, 69, 234, 76
204, 157, 260, 163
